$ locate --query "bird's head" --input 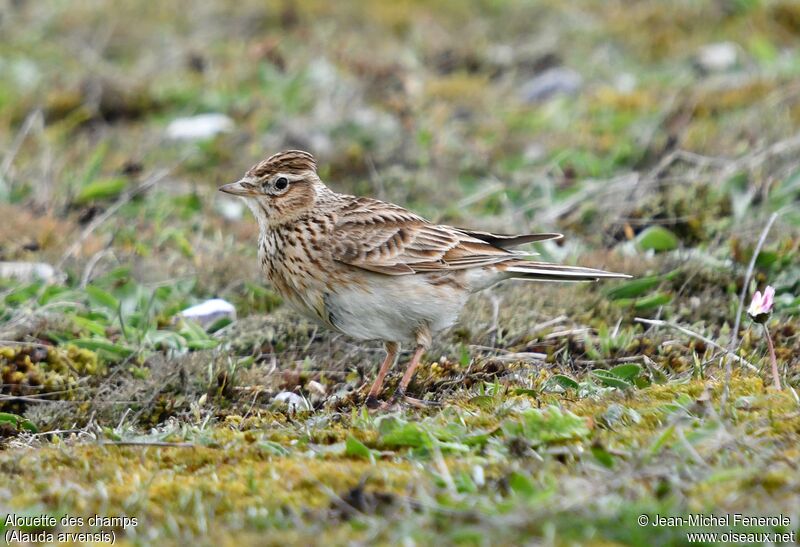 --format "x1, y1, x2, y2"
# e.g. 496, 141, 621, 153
219, 150, 330, 227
